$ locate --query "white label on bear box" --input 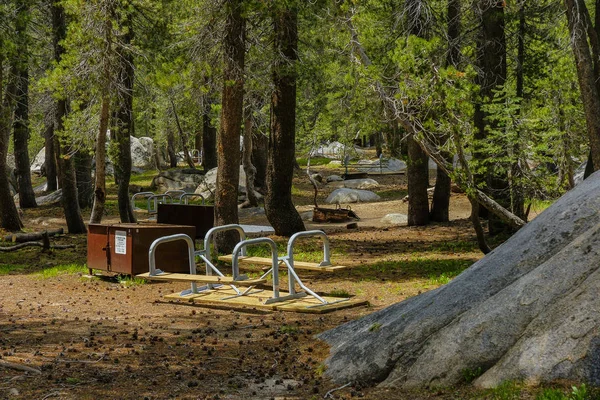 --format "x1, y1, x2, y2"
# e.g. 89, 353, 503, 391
115, 230, 127, 255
